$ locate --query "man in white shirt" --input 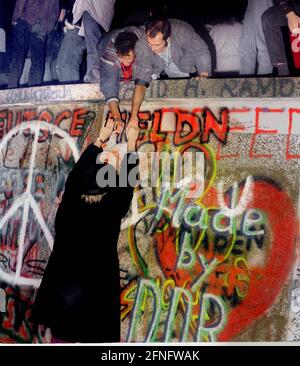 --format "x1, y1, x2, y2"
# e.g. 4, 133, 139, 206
128, 18, 211, 129
240, 0, 273, 75
208, 18, 242, 74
